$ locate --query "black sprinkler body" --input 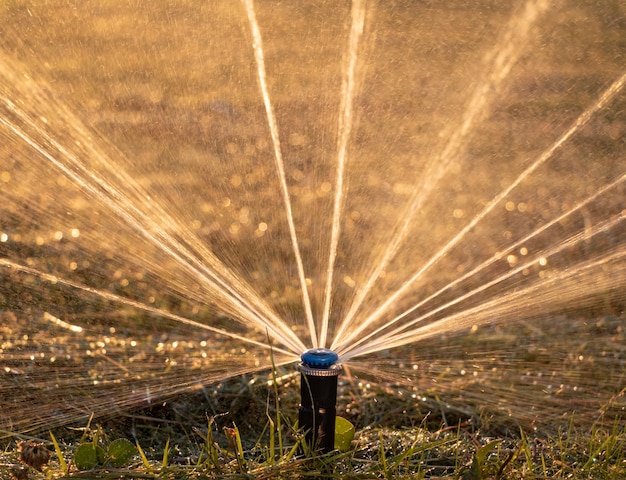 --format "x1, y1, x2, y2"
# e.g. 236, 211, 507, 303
298, 348, 341, 453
